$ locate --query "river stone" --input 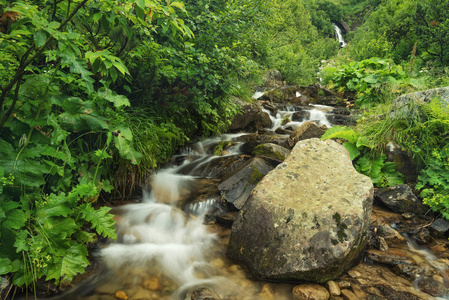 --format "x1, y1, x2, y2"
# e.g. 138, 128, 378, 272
429, 218, 449, 238
228, 102, 270, 132
252, 143, 291, 162
292, 284, 330, 300
218, 157, 273, 209
227, 138, 373, 283
287, 121, 327, 148
384, 142, 417, 183
376, 185, 427, 215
